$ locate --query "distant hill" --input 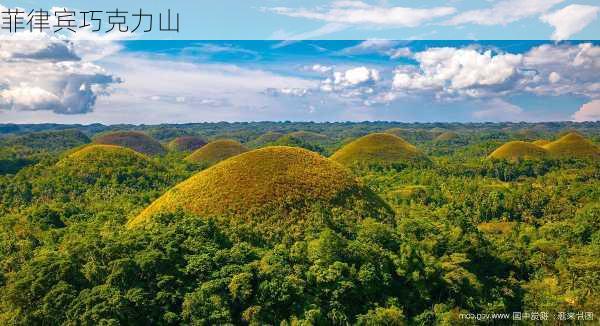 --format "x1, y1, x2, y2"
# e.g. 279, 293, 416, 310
287, 131, 329, 143
543, 132, 600, 158
167, 136, 207, 152
331, 133, 428, 167
488, 141, 548, 160
1, 129, 90, 152
247, 131, 284, 148
93, 131, 166, 155
58, 144, 155, 178
185, 139, 248, 166
434, 131, 460, 142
